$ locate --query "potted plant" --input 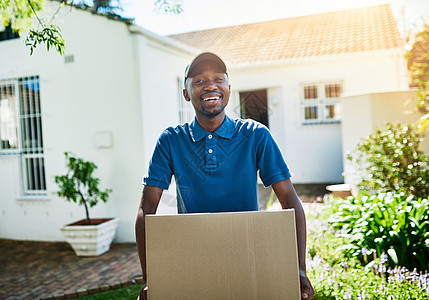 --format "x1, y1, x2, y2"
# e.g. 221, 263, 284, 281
55, 152, 119, 256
